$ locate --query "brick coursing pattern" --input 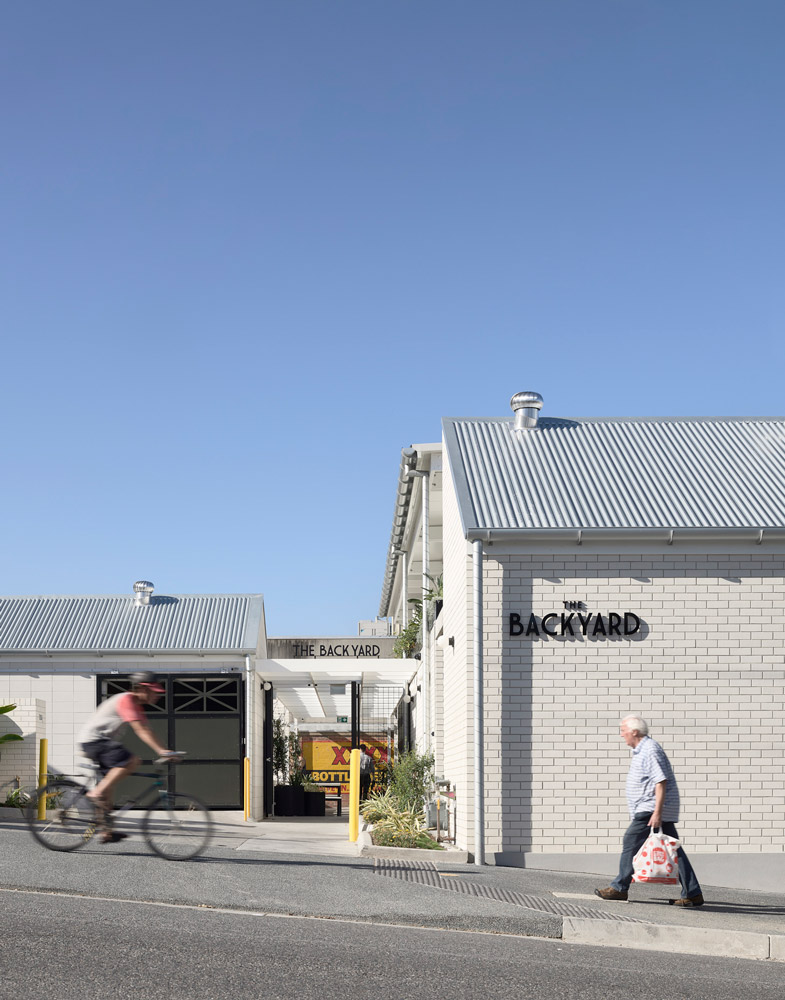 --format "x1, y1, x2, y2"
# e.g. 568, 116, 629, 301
484, 552, 785, 855
0, 699, 46, 793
